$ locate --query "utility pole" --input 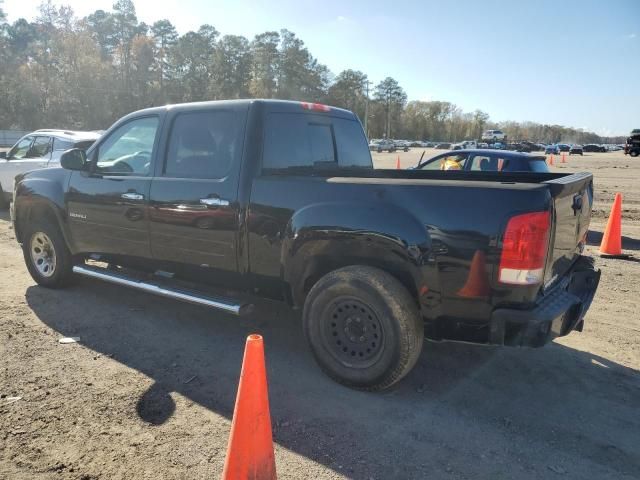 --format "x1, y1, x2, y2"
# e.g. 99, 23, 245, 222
363, 80, 372, 138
